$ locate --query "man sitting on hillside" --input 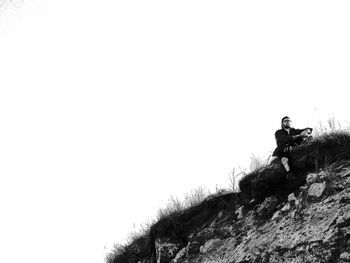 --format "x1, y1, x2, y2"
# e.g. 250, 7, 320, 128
273, 116, 313, 180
